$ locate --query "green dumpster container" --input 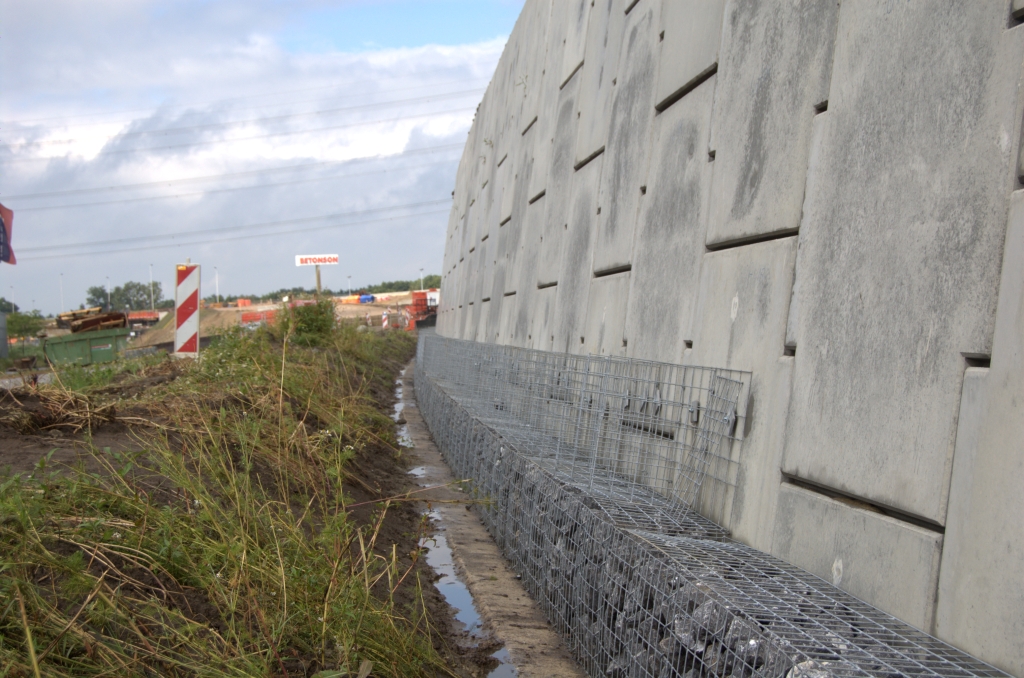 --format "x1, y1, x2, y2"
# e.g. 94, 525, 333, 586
43, 327, 131, 366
